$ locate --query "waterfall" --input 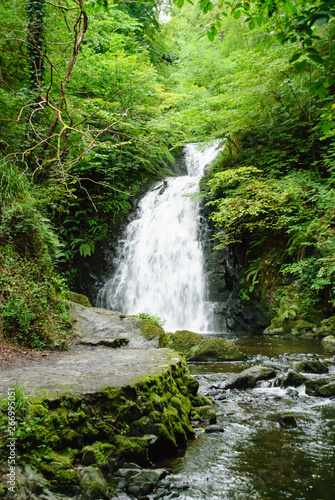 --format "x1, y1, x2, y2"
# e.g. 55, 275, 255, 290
97, 142, 221, 332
